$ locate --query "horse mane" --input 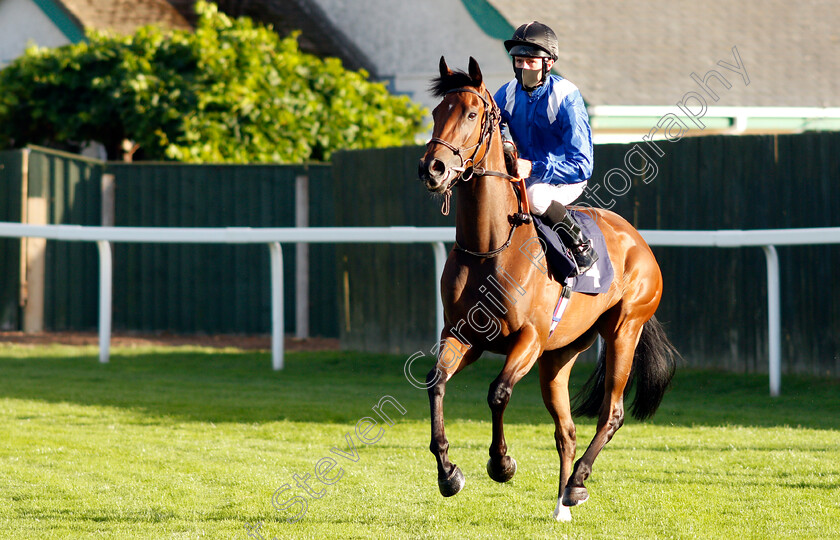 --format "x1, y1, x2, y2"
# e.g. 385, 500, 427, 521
429, 70, 480, 98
